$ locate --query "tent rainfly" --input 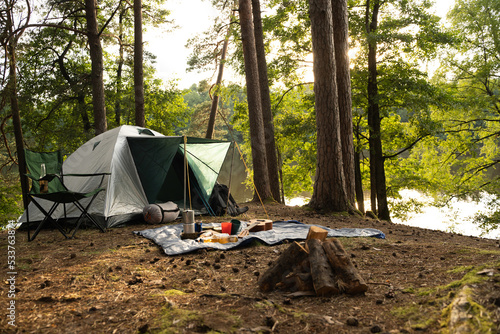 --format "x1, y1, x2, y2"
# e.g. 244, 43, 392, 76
19, 125, 247, 228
